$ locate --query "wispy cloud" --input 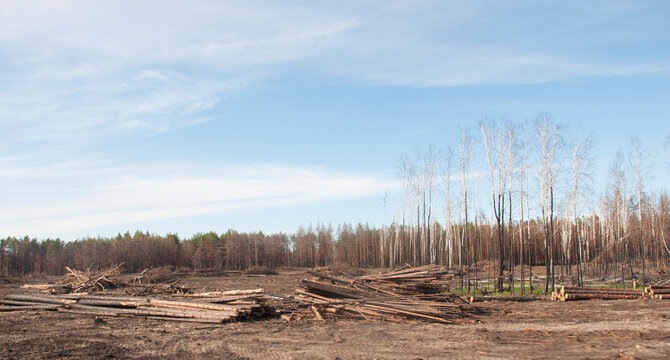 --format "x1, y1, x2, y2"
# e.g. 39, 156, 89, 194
0, 160, 396, 237
2, 0, 667, 147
